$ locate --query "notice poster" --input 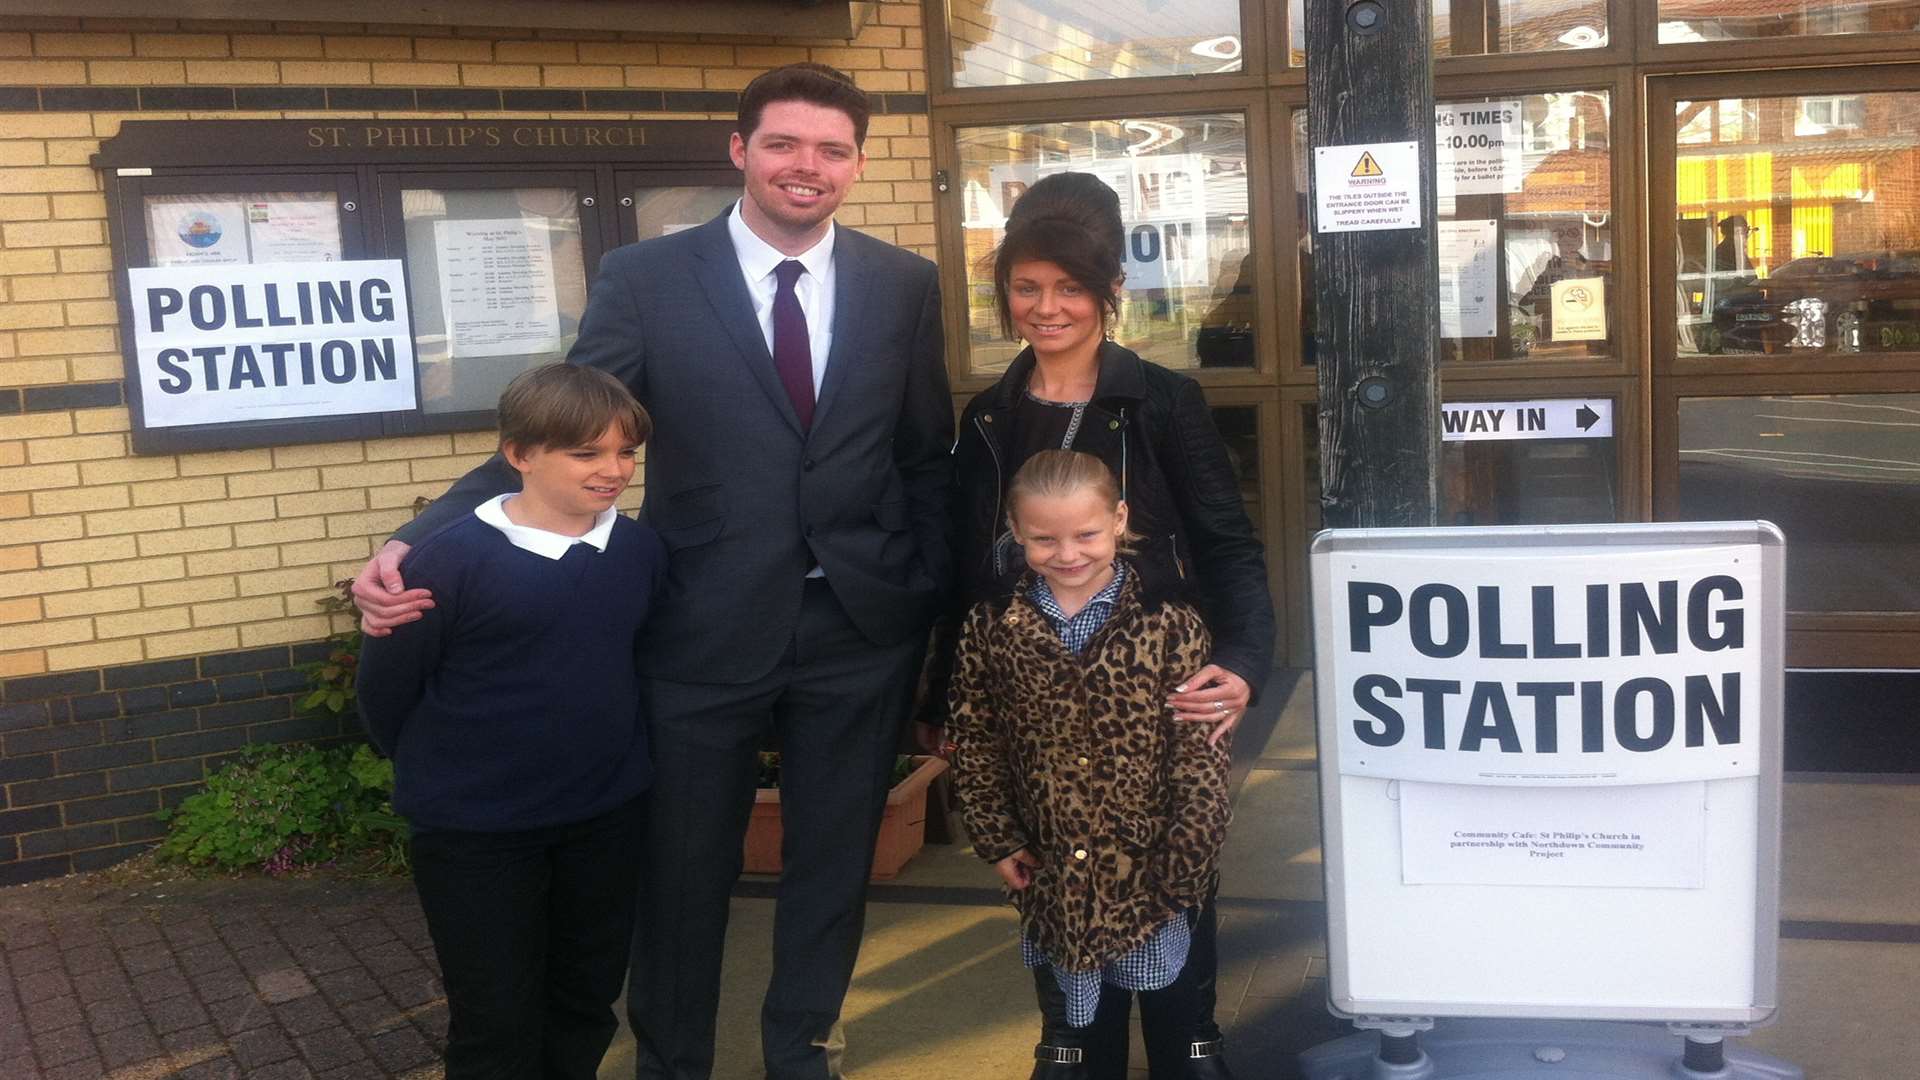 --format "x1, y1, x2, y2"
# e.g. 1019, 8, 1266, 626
1435, 100, 1524, 197
1439, 219, 1498, 339
434, 218, 563, 358
149, 199, 249, 267
1313, 142, 1420, 233
247, 199, 343, 263
1399, 780, 1708, 889
125, 259, 417, 427
1552, 276, 1608, 340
